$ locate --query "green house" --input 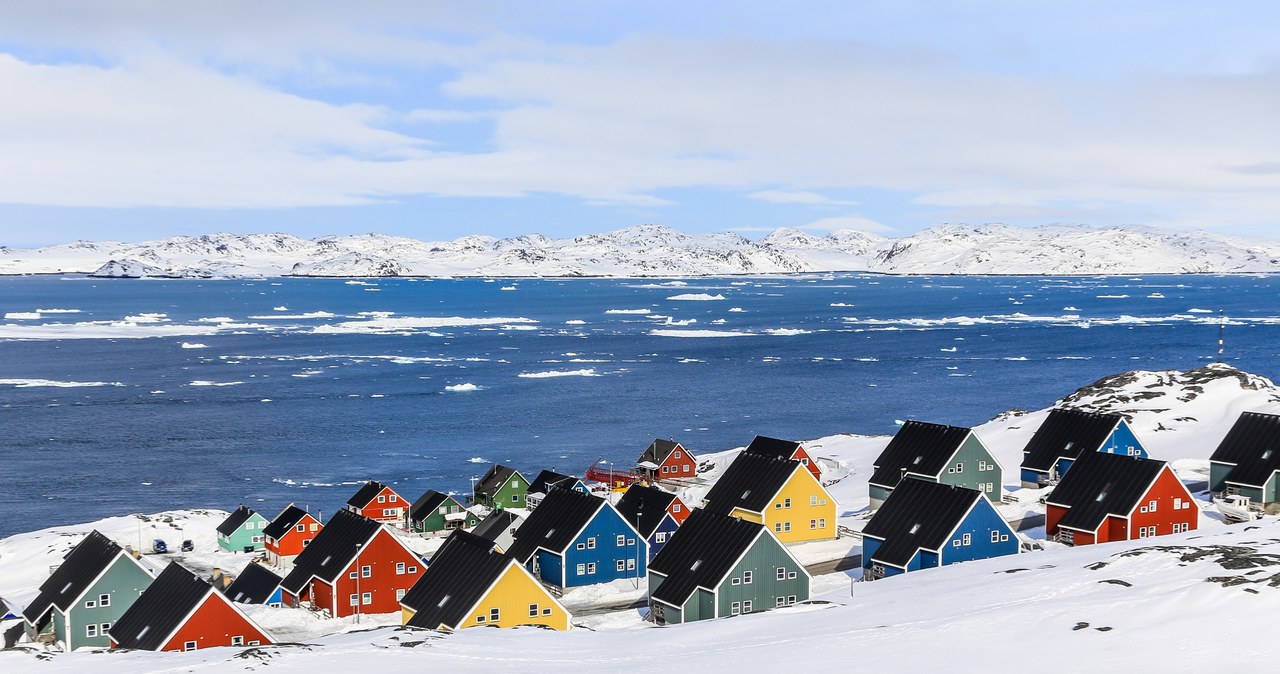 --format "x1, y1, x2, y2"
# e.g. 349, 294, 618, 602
409, 490, 481, 533
868, 421, 1003, 510
473, 465, 530, 510
23, 530, 155, 650
648, 509, 810, 625
216, 505, 270, 553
